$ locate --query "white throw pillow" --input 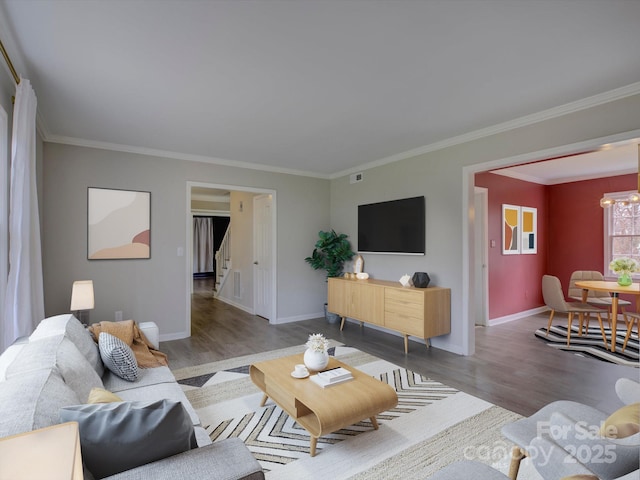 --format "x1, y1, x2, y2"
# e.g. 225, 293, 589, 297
98, 332, 138, 382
